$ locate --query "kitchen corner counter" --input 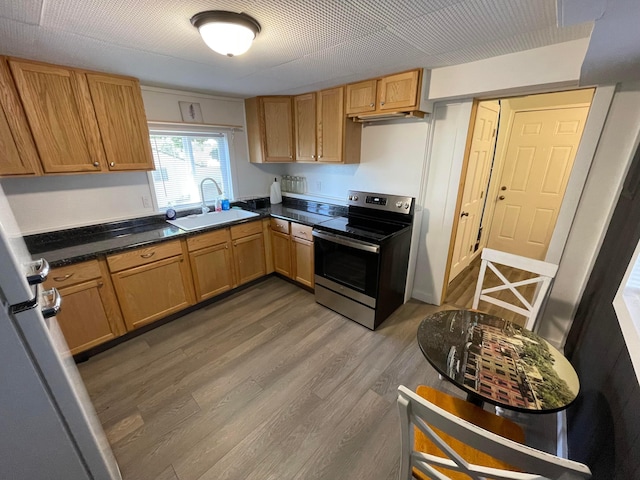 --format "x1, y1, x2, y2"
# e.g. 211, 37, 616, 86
25, 198, 346, 267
